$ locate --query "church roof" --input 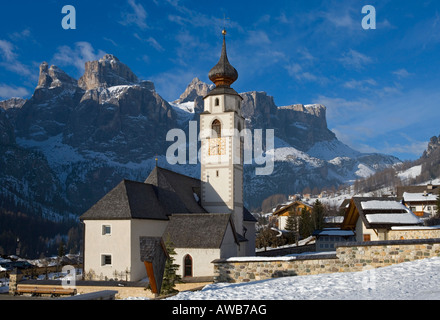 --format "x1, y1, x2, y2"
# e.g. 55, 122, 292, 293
80, 166, 257, 222
144, 166, 206, 214
163, 213, 238, 248
80, 179, 169, 221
